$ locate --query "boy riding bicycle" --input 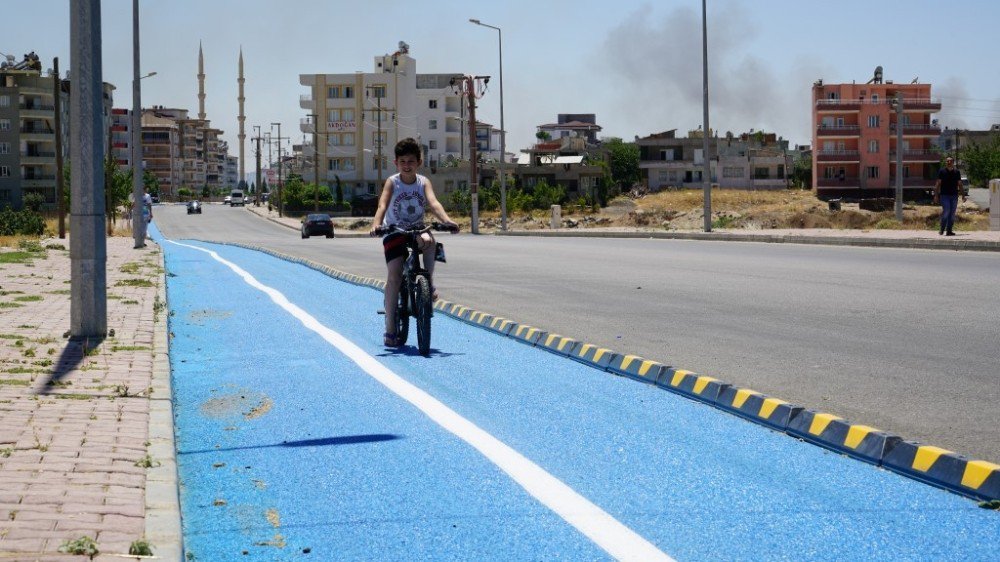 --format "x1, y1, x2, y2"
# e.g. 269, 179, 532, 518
370, 138, 458, 347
